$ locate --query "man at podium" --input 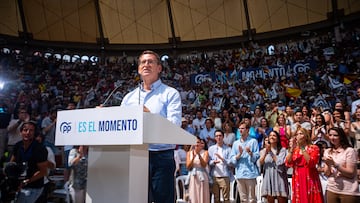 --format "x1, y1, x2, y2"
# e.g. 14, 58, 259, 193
121, 50, 182, 203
